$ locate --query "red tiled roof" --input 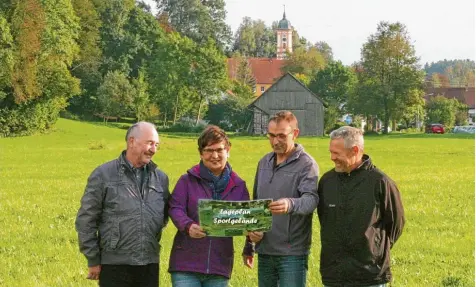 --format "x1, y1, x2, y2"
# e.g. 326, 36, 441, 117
425, 87, 475, 108
227, 58, 286, 85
